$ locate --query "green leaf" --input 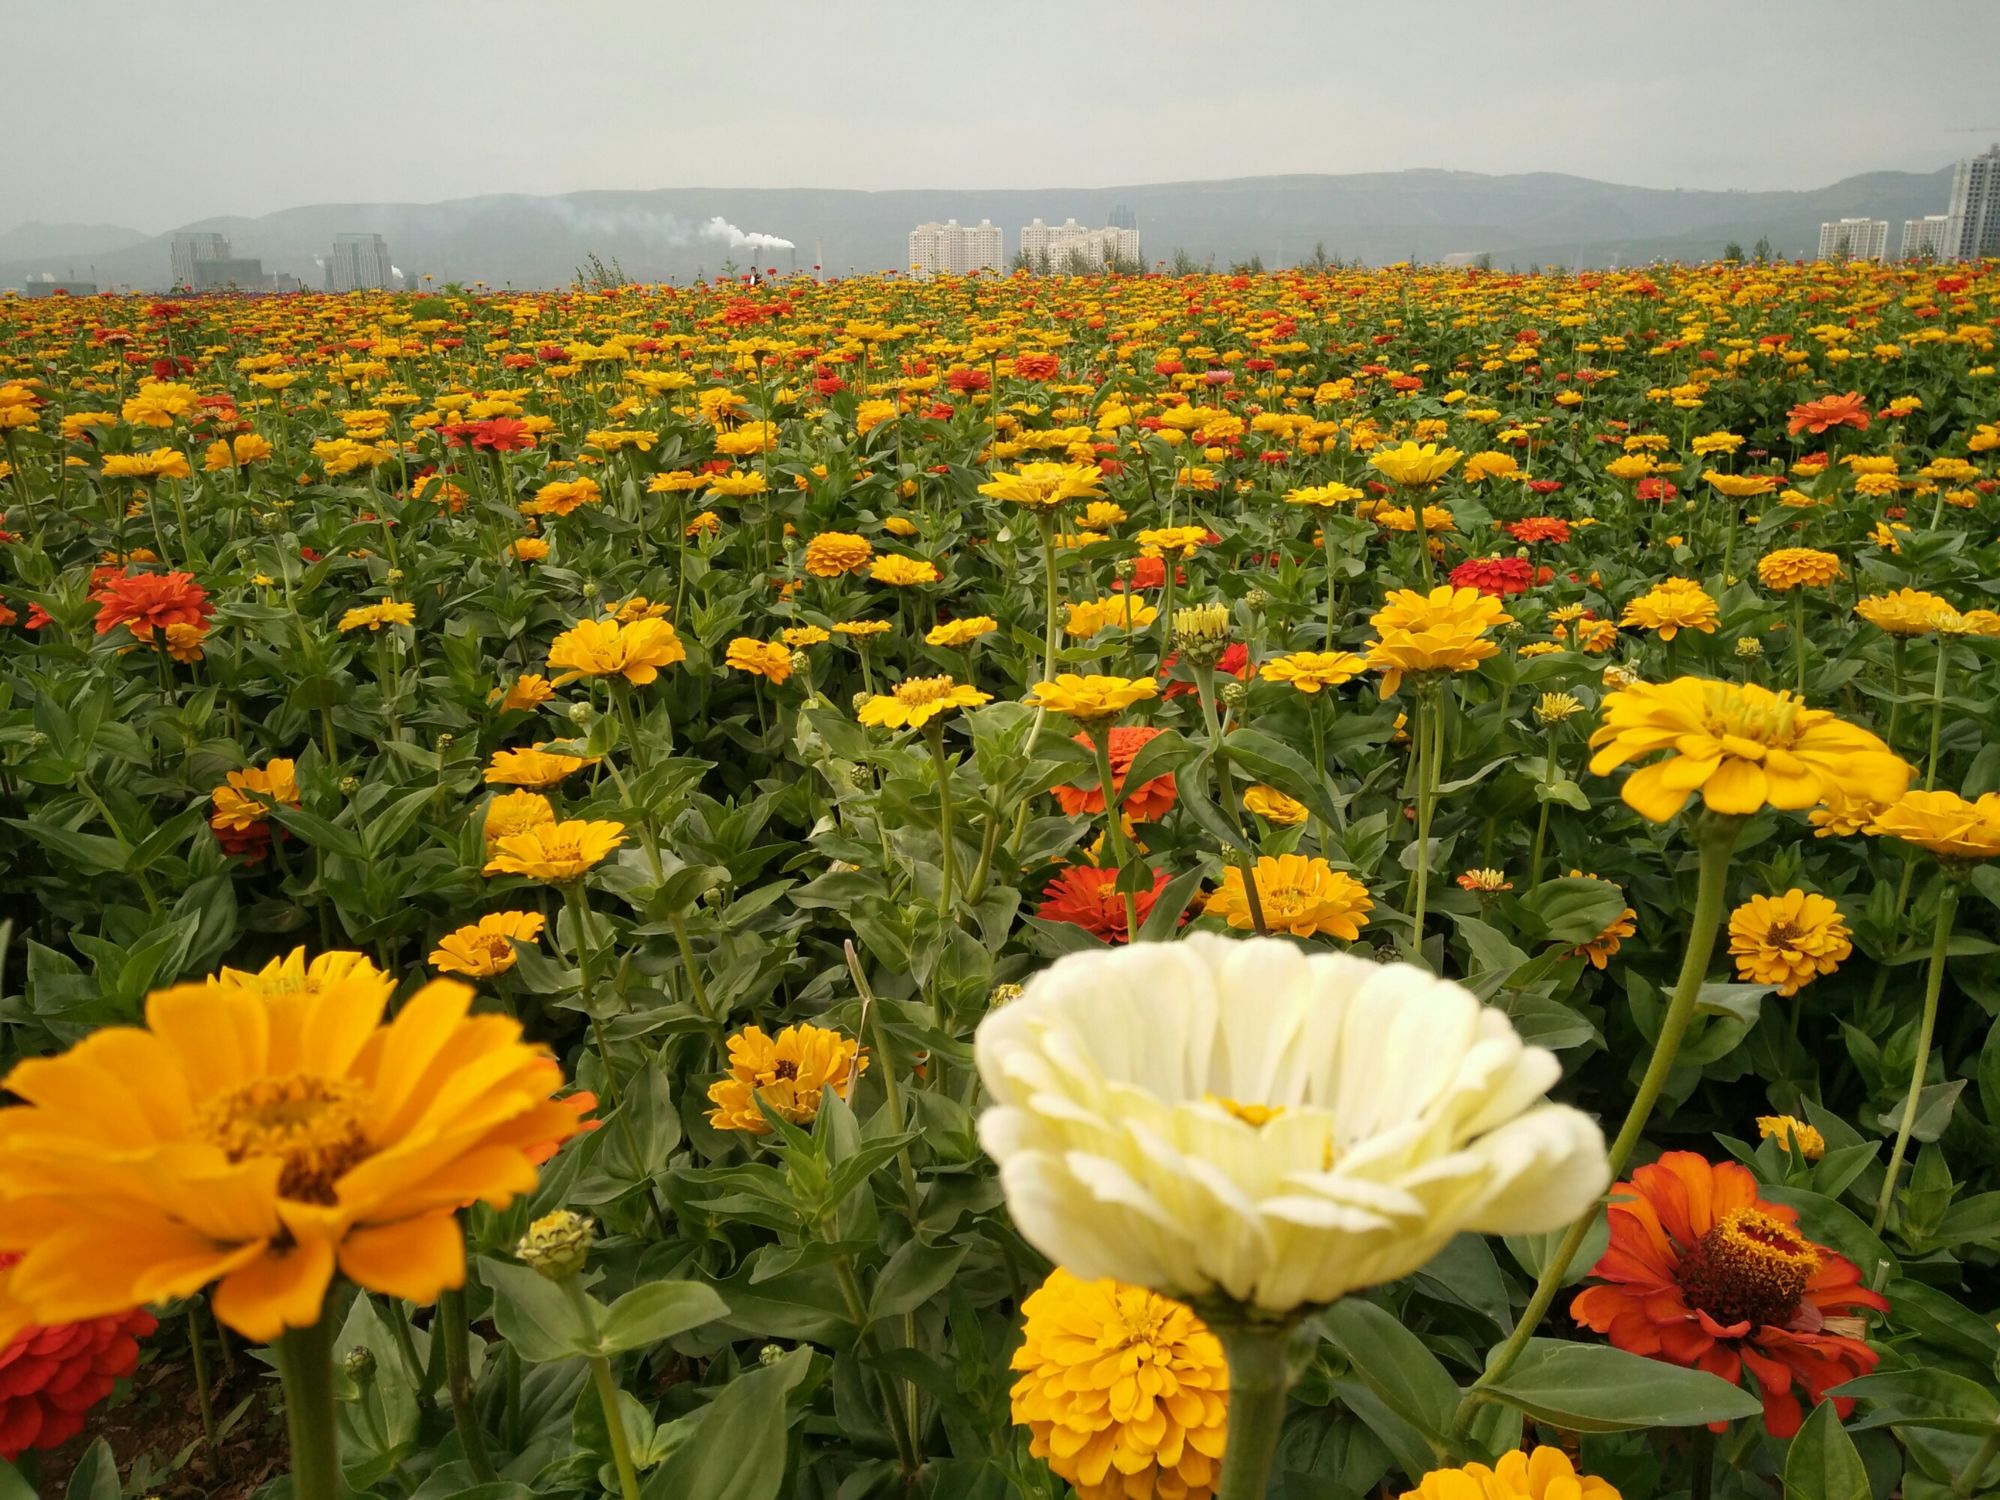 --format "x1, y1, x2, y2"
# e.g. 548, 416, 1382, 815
1834, 1369, 2000, 1435
1314, 1298, 1457, 1441
1479, 1339, 1761, 1432
1784, 1400, 1871, 1500
1520, 877, 1628, 945
647, 1347, 812, 1500
477, 1256, 596, 1363
1219, 727, 1343, 829
0, 1460, 36, 1500
599, 1280, 730, 1355
63, 1441, 119, 1500
867, 1239, 968, 1322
